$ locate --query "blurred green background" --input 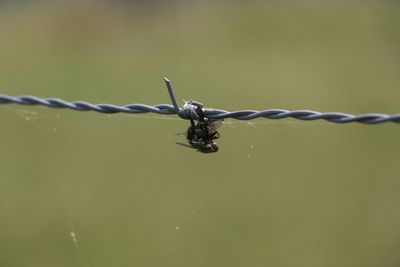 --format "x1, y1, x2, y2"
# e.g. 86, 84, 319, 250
0, 1, 400, 266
